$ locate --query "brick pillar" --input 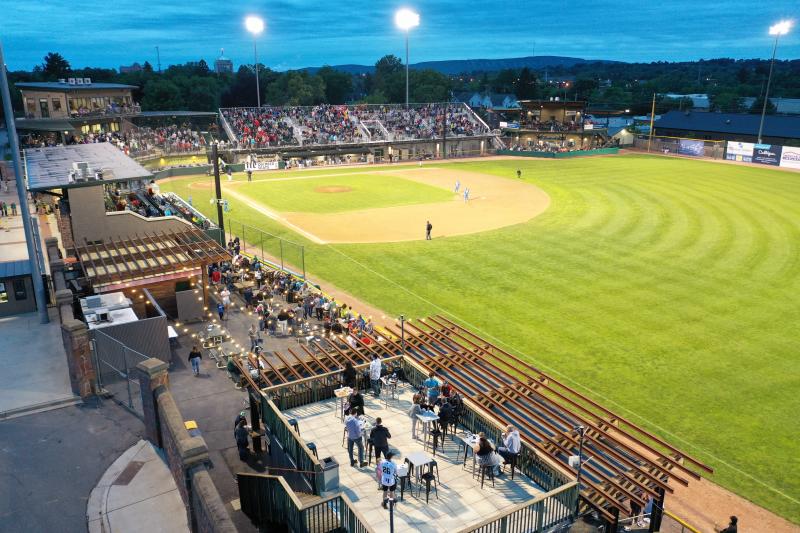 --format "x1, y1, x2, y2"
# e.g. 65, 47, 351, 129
61, 318, 96, 398
136, 359, 170, 446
